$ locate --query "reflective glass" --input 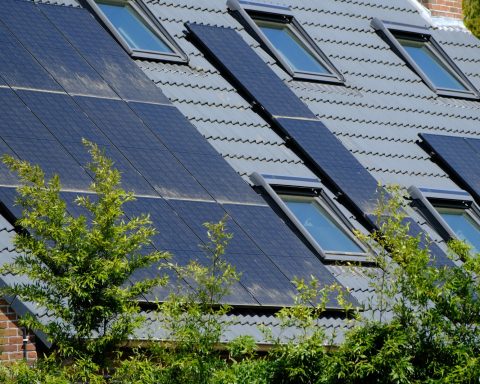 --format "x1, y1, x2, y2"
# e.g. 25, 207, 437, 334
281, 195, 363, 253
255, 20, 329, 74
397, 37, 466, 91
97, 2, 173, 53
437, 207, 480, 252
